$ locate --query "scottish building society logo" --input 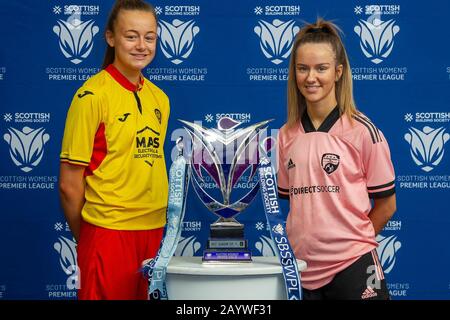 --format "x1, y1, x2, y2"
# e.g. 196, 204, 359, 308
174, 235, 201, 257
3, 127, 50, 172
404, 126, 449, 172
253, 5, 299, 65
158, 19, 200, 65
376, 234, 401, 274
156, 6, 200, 65
255, 234, 277, 257
399, 112, 450, 190
254, 19, 299, 65
354, 5, 400, 64
49, 222, 79, 297
54, 236, 78, 283
52, 5, 100, 64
